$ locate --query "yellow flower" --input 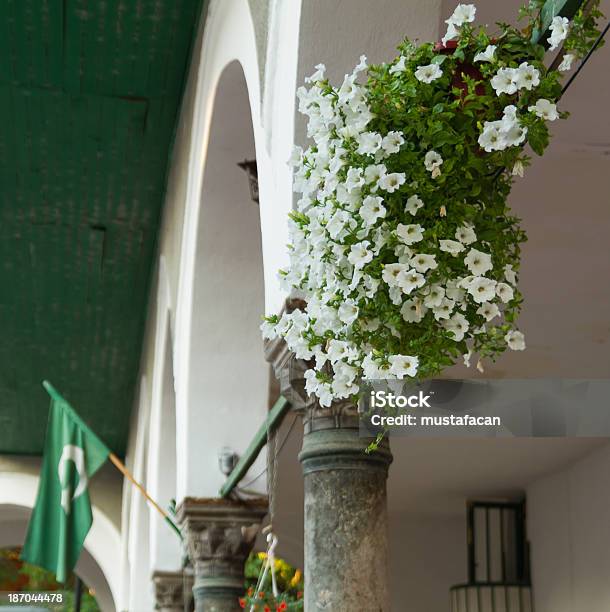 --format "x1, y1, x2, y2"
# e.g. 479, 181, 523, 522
290, 569, 302, 587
